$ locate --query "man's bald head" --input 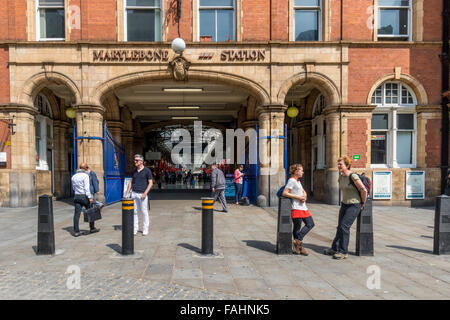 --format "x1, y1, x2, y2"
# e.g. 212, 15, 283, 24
79, 163, 89, 170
